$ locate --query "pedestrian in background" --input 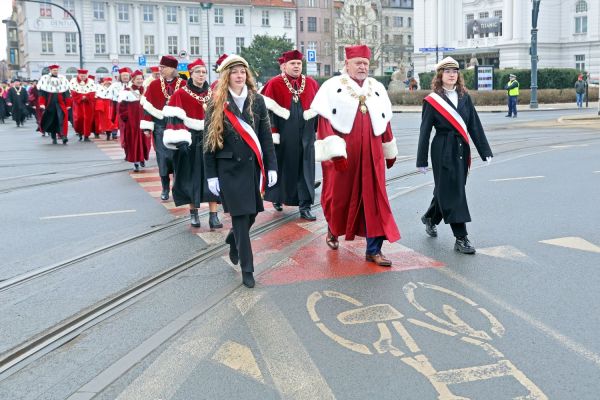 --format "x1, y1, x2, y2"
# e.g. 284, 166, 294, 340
204, 55, 278, 288
7, 78, 28, 127
574, 74, 586, 109
417, 57, 493, 254
504, 73, 519, 118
